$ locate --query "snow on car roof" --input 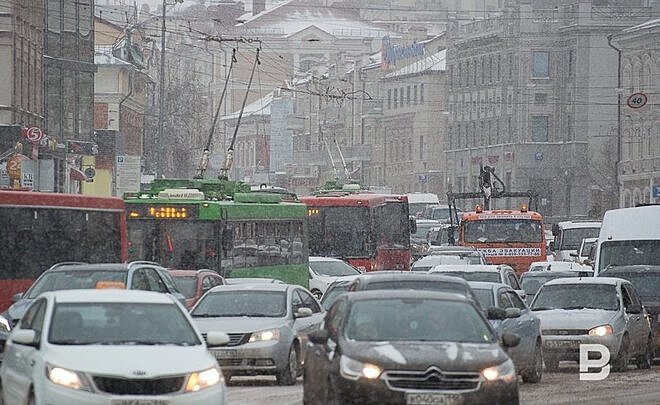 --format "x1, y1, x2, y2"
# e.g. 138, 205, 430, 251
543, 277, 623, 286
430, 264, 500, 273
309, 256, 346, 262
